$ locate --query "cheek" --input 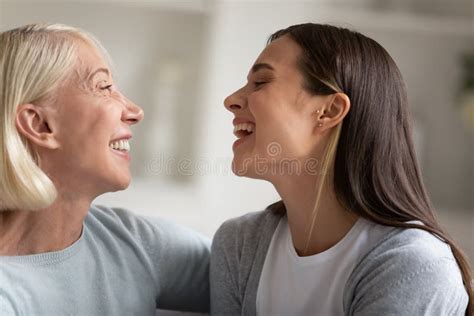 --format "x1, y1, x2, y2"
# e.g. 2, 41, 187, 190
251, 98, 315, 159
60, 104, 120, 149
250, 92, 296, 137
88, 107, 124, 152
249, 92, 283, 128
94, 103, 121, 127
